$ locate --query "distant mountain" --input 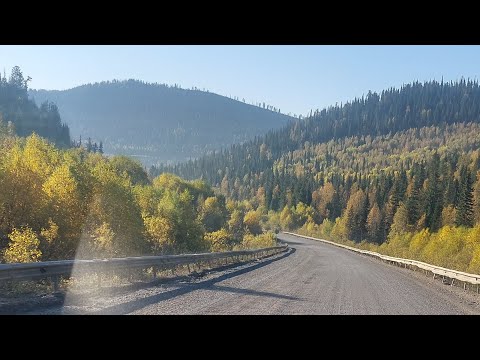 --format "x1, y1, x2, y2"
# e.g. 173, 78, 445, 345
29, 80, 294, 165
